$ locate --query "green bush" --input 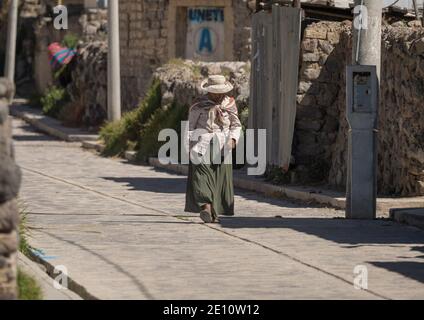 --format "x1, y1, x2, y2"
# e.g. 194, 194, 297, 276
53, 64, 68, 81
100, 79, 162, 156
62, 32, 79, 49
19, 204, 35, 256
18, 269, 43, 300
136, 100, 188, 161
18, 203, 43, 300
40, 86, 68, 118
